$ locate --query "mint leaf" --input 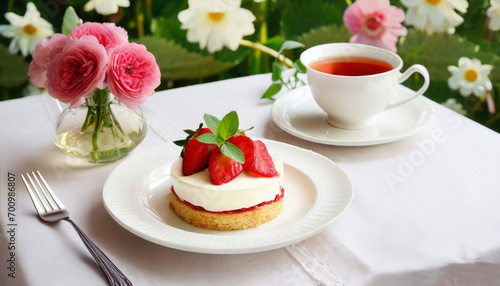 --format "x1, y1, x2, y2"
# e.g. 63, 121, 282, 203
221, 142, 245, 164
196, 133, 218, 144
203, 113, 220, 134
218, 111, 239, 139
